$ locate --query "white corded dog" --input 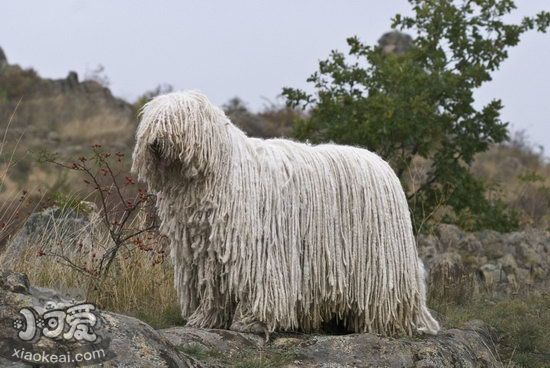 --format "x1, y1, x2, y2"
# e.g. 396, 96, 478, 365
132, 91, 440, 338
